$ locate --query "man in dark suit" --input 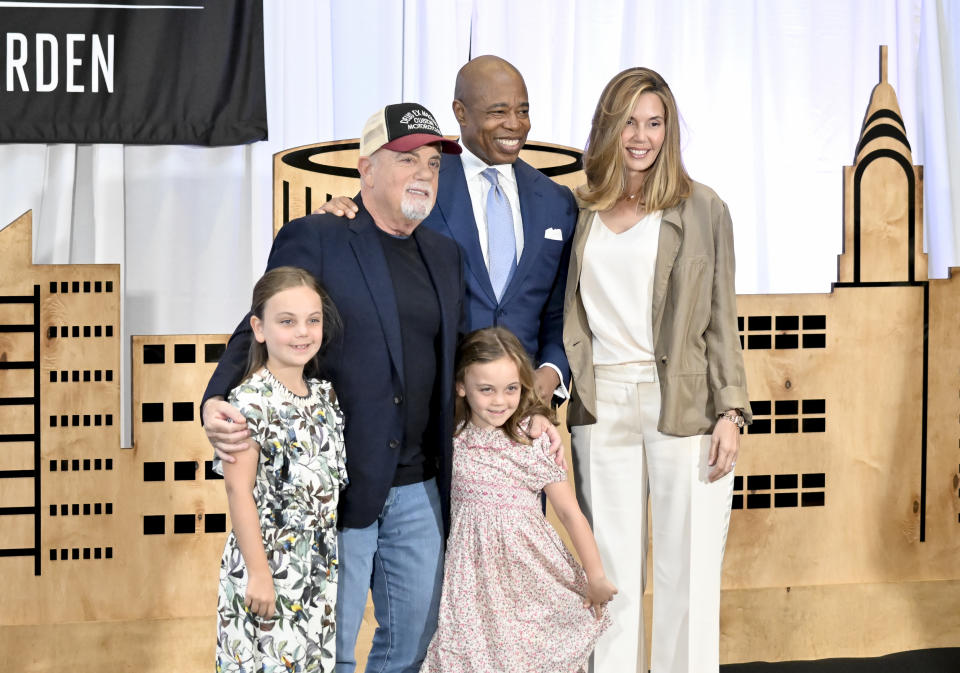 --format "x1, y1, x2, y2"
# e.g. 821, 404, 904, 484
323, 56, 577, 403
202, 103, 463, 673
